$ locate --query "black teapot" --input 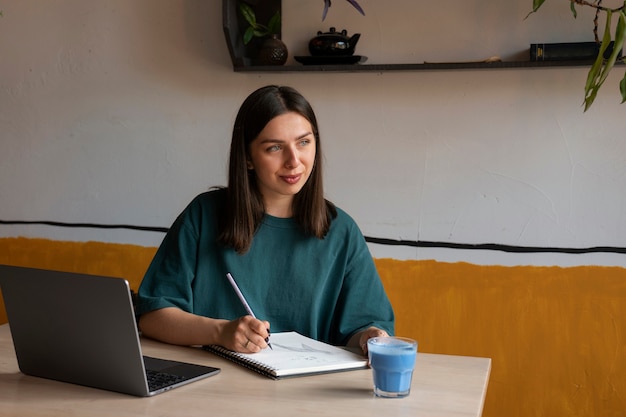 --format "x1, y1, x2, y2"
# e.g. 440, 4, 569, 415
308, 27, 361, 56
